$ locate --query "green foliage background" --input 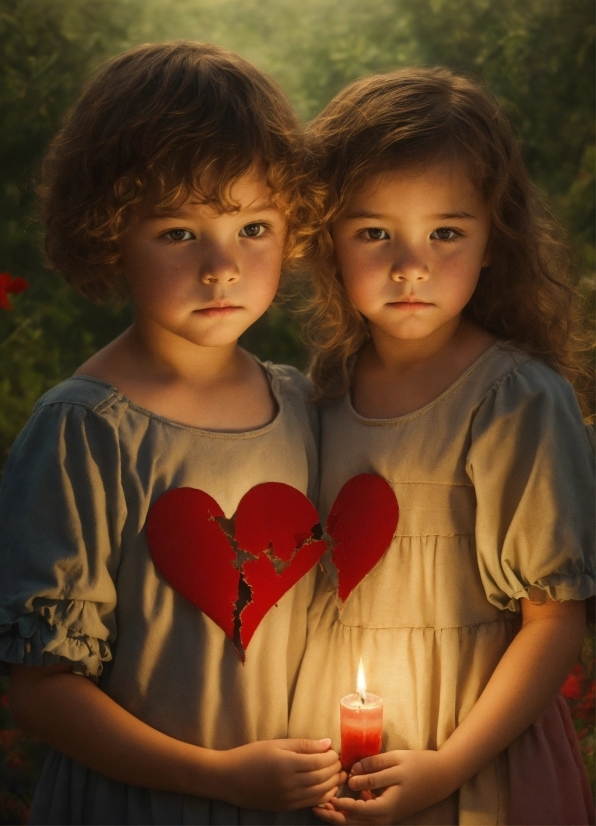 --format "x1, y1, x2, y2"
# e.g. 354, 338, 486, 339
0, 1, 594, 819
0, 0, 594, 465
